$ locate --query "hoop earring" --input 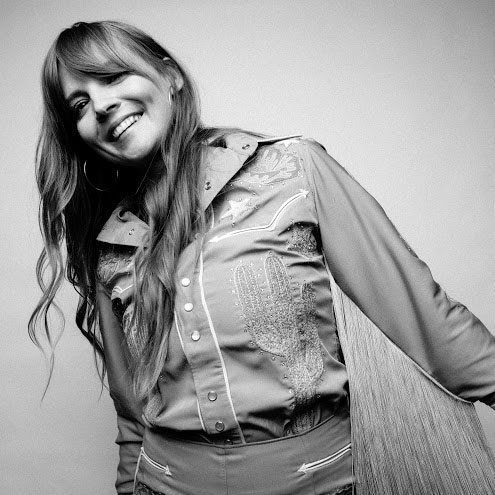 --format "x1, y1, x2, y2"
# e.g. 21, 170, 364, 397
83, 161, 119, 192
168, 86, 174, 106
